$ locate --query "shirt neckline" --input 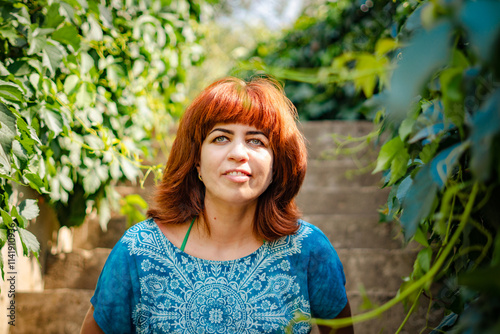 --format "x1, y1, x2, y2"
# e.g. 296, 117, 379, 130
150, 218, 269, 265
